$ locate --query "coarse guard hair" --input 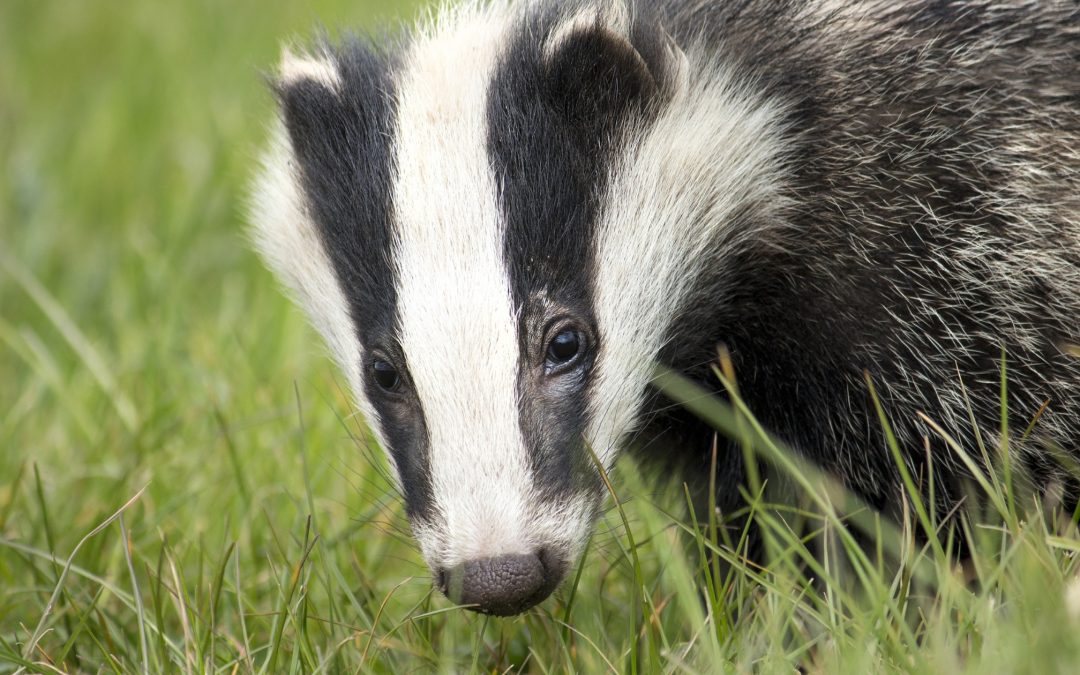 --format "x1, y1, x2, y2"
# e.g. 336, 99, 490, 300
250, 0, 1080, 616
